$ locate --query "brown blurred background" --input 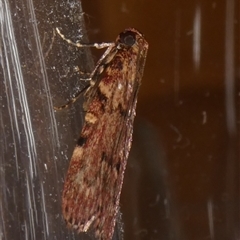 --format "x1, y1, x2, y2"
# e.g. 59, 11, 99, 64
81, 1, 240, 240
